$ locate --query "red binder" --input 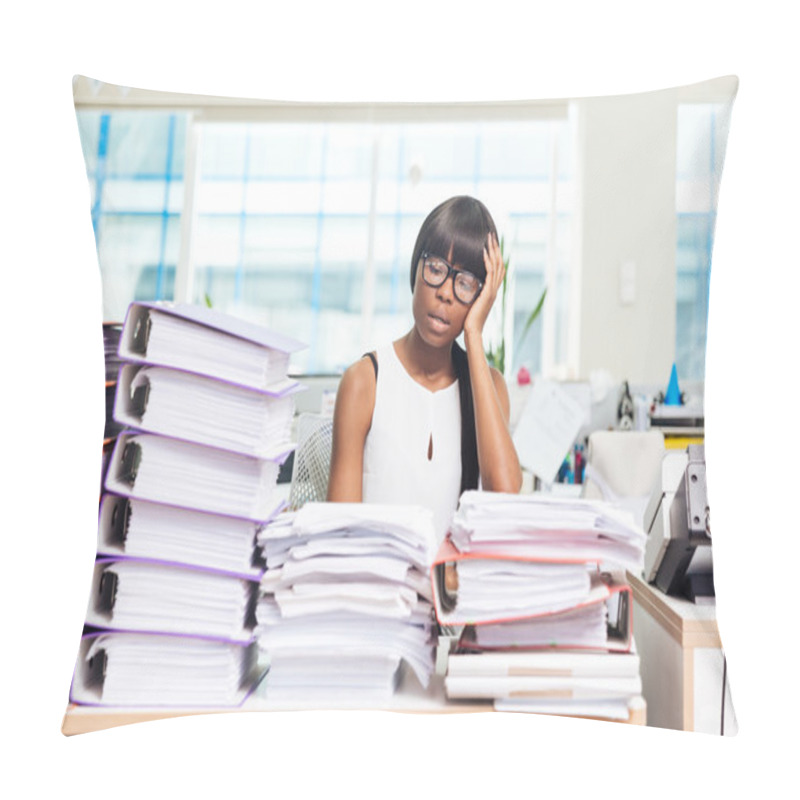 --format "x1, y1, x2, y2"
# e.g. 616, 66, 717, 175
431, 538, 633, 652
